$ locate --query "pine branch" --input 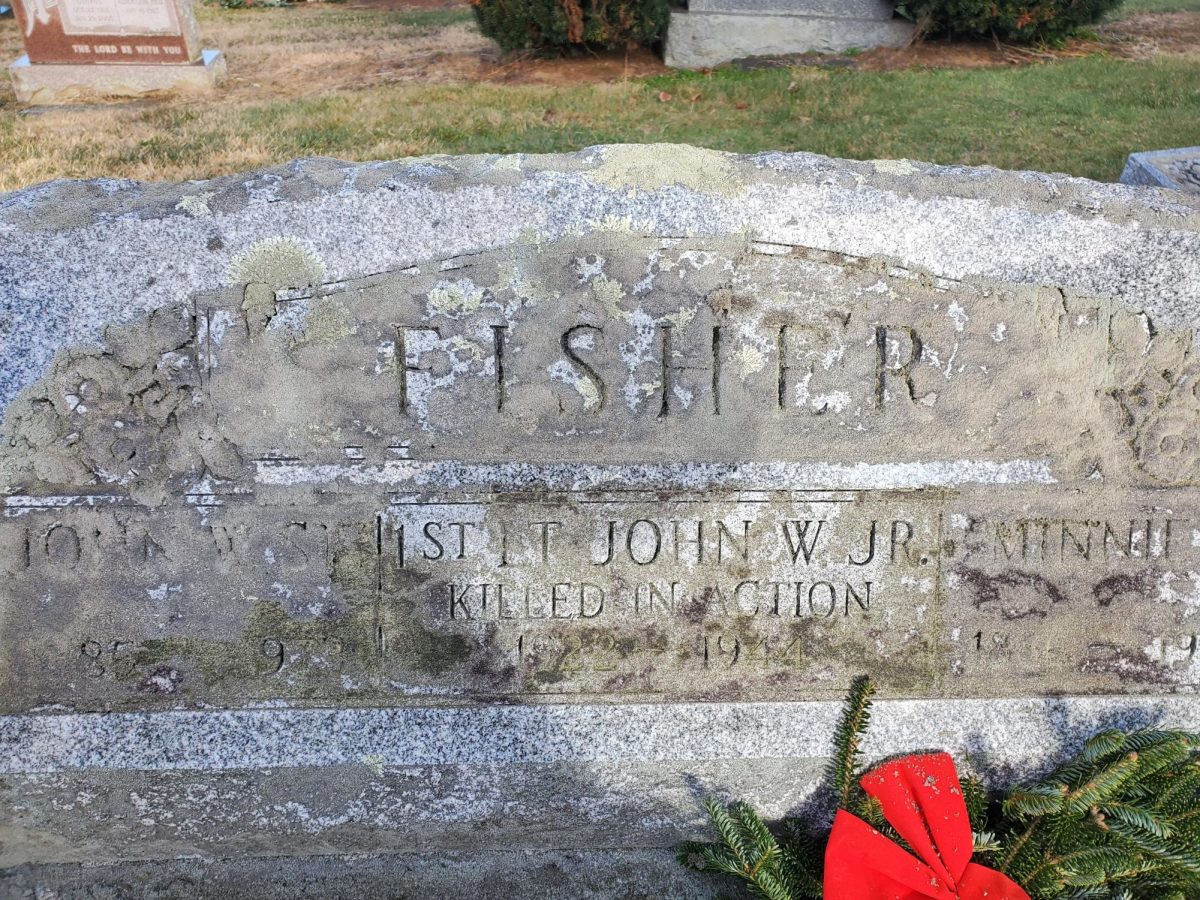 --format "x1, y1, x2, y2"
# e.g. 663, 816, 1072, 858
683, 797, 821, 900
1121, 731, 1200, 753
706, 797, 752, 866
973, 830, 1003, 854
1083, 730, 1128, 762
1064, 753, 1142, 814
962, 774, 990, 832
998, 816, 1044, 880
1156, 764, 1200, 815
1100, 803, 1173, 840
778, 819, 824, 898
1106, 821, 1200, 877
1005, 783, 1066, 819
1024, 846, 1140, 894
855, 793, 887, 831
1124, 738, 1193, 783
824, 675, 876, 810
